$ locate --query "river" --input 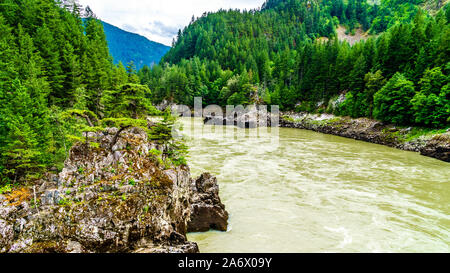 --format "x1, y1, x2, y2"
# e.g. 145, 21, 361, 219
181, 118, 450, 253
